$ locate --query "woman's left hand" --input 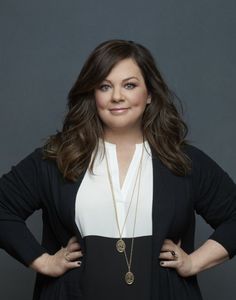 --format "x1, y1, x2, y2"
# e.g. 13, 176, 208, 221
159, 239, 194, 277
